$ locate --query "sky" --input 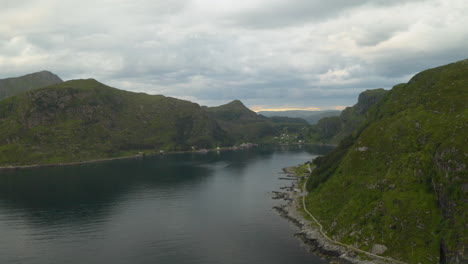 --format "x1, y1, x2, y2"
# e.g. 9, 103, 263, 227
1, 0, 467, 111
